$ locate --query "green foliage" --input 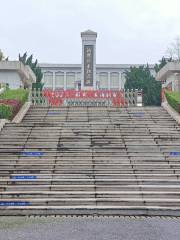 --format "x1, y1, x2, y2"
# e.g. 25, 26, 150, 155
165, 91, 180, 113
0, 89, 29, 104
0, 49, 4, 61
32, 82, 44, 90
0, 49, 8, 61
124, 65, 162, 106
154, 57, 172, 73
0, 104, 12, 119
19, 52, 43, 86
